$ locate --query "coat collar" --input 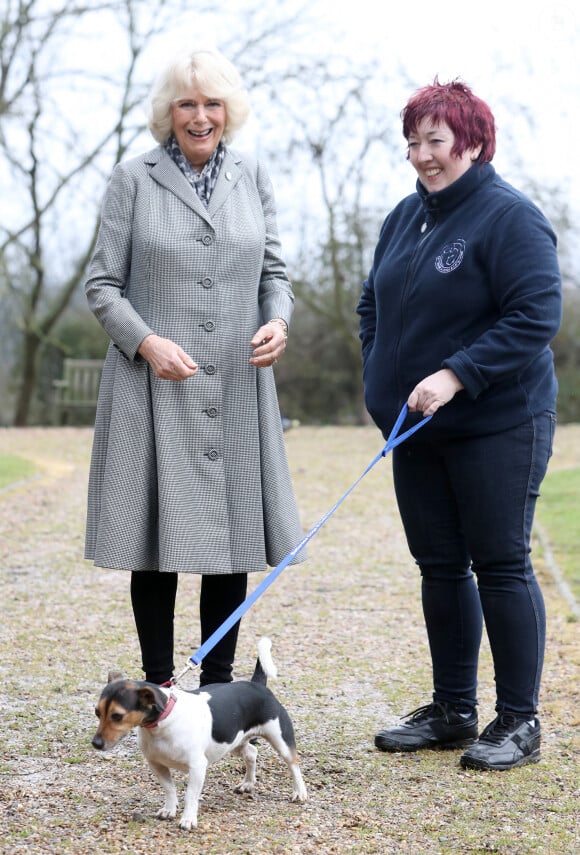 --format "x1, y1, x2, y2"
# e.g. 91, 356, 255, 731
208, 148, 243, 216
145, 145, 244, 225
417, 162, 495, 215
